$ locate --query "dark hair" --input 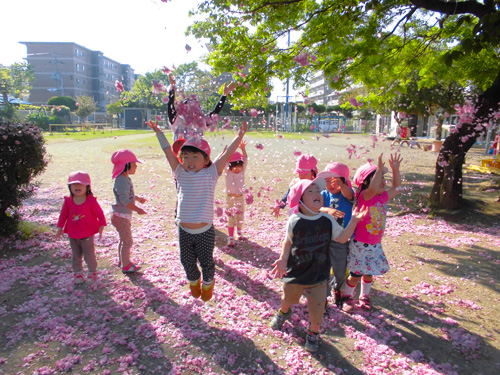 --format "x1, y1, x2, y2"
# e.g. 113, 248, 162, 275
68, 184, 93, 196
179, 146, 212, 167
312, 169, 317, 178
121, 162, 131, 174
355, 170, 376, 199
228, 160, 244, 170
